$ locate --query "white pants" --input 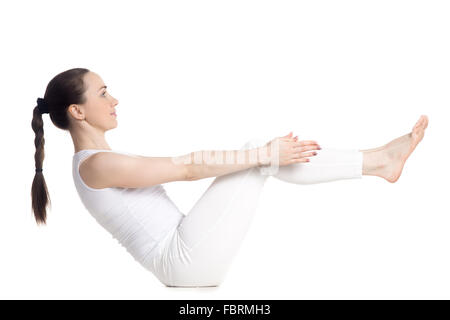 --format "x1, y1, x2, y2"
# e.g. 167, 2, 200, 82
147, 139, 363, 287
